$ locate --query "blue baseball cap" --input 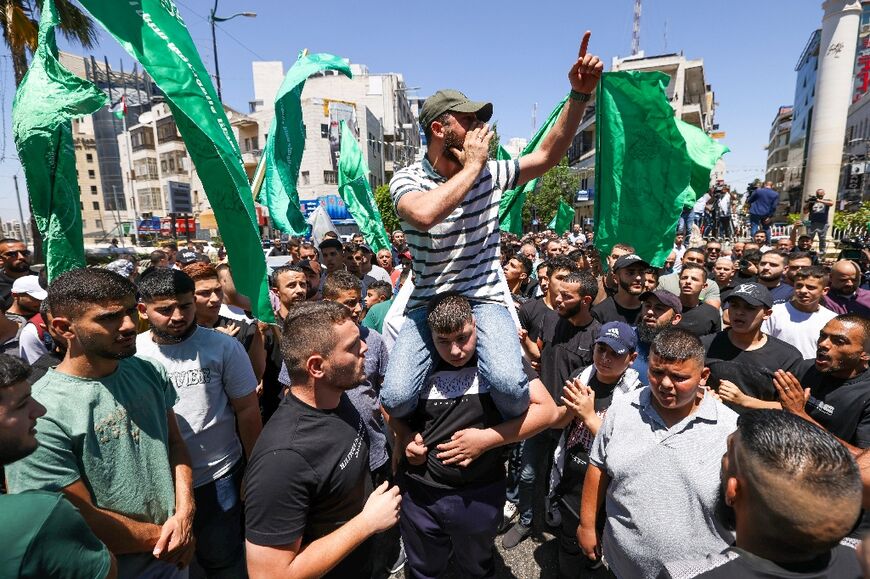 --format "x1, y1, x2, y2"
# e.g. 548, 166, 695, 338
595, 321, 637, 355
